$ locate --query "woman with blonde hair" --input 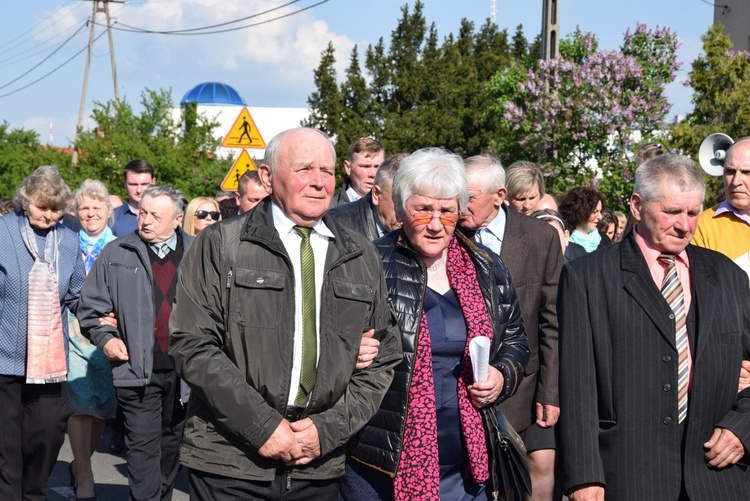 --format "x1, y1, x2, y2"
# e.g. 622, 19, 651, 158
183, 197, 221, 236
68, 179, 118, 500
